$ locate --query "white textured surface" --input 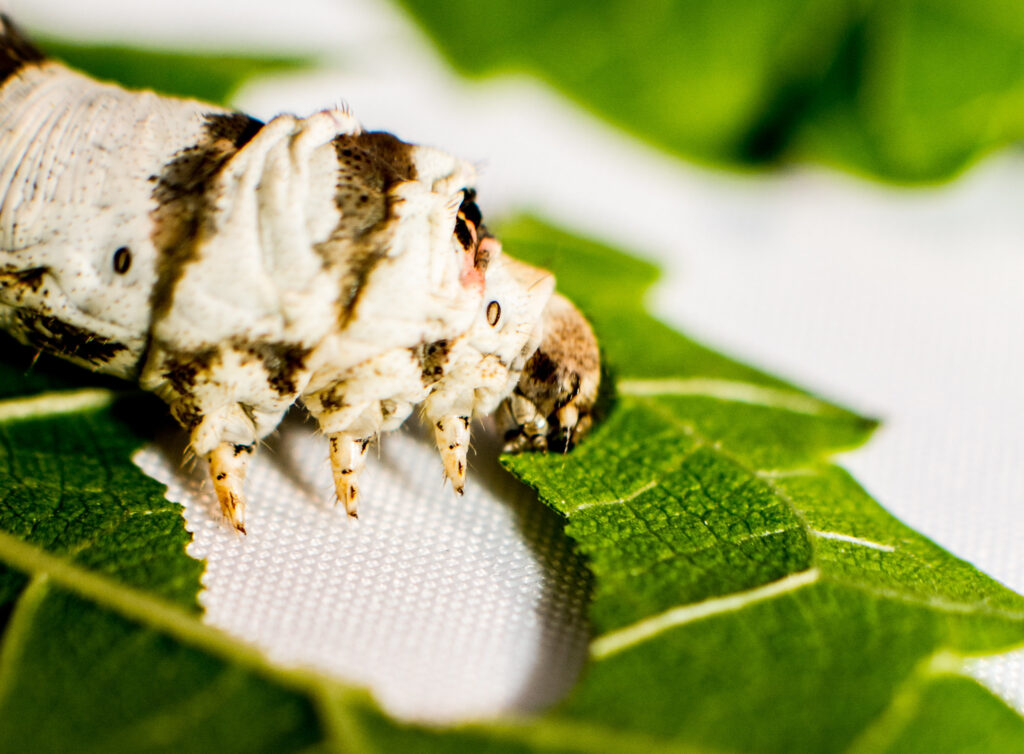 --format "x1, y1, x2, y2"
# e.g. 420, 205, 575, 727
134, 418, 591, 722
11, 0, 1024, 722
